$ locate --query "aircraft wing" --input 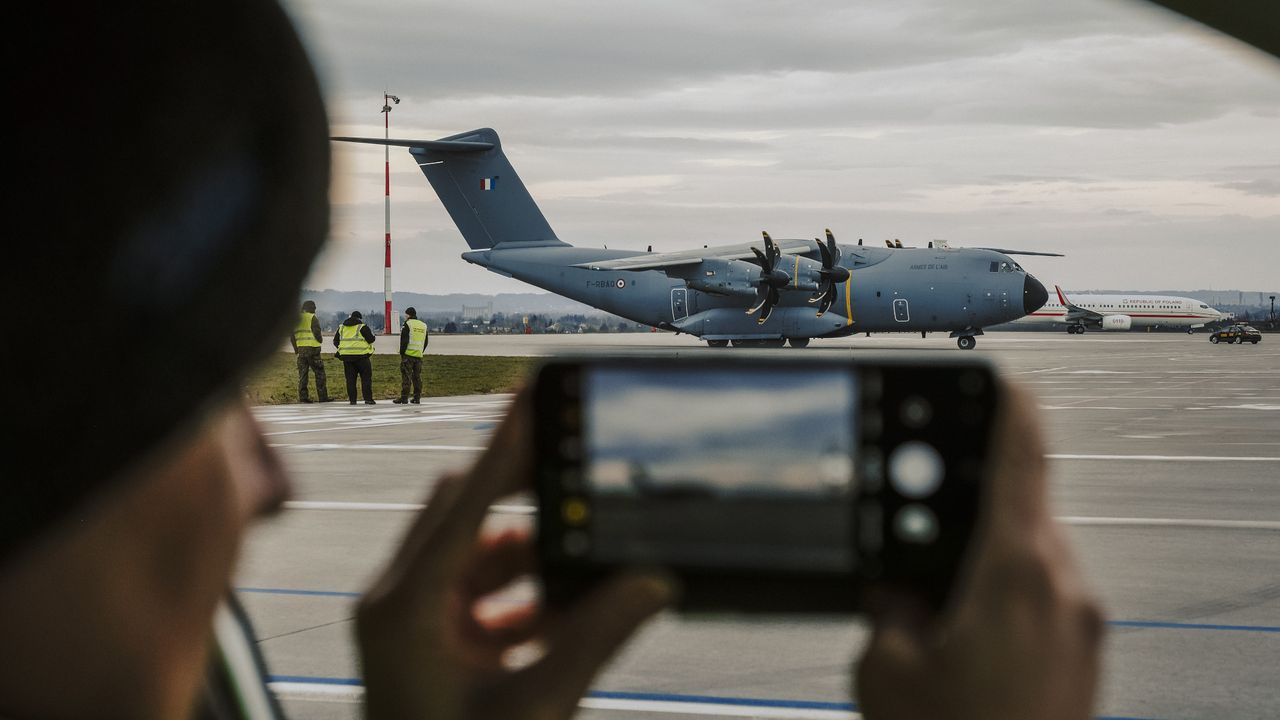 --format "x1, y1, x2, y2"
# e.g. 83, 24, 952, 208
1055, 285, 1104, 322
976, 248, 1065, 257
573, 238, 817, 271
